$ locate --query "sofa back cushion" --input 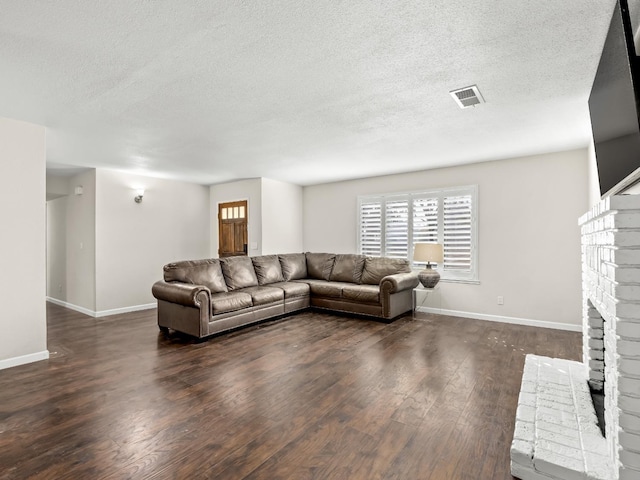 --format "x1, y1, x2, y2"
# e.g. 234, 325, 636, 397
278, 253, 308, 281
252, 255, 284, 285
329, 254, 366, 284
220, 256, 259, 290
306, 253, 336, 280
163, 259, 228, 293
360, 257, 412, 285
